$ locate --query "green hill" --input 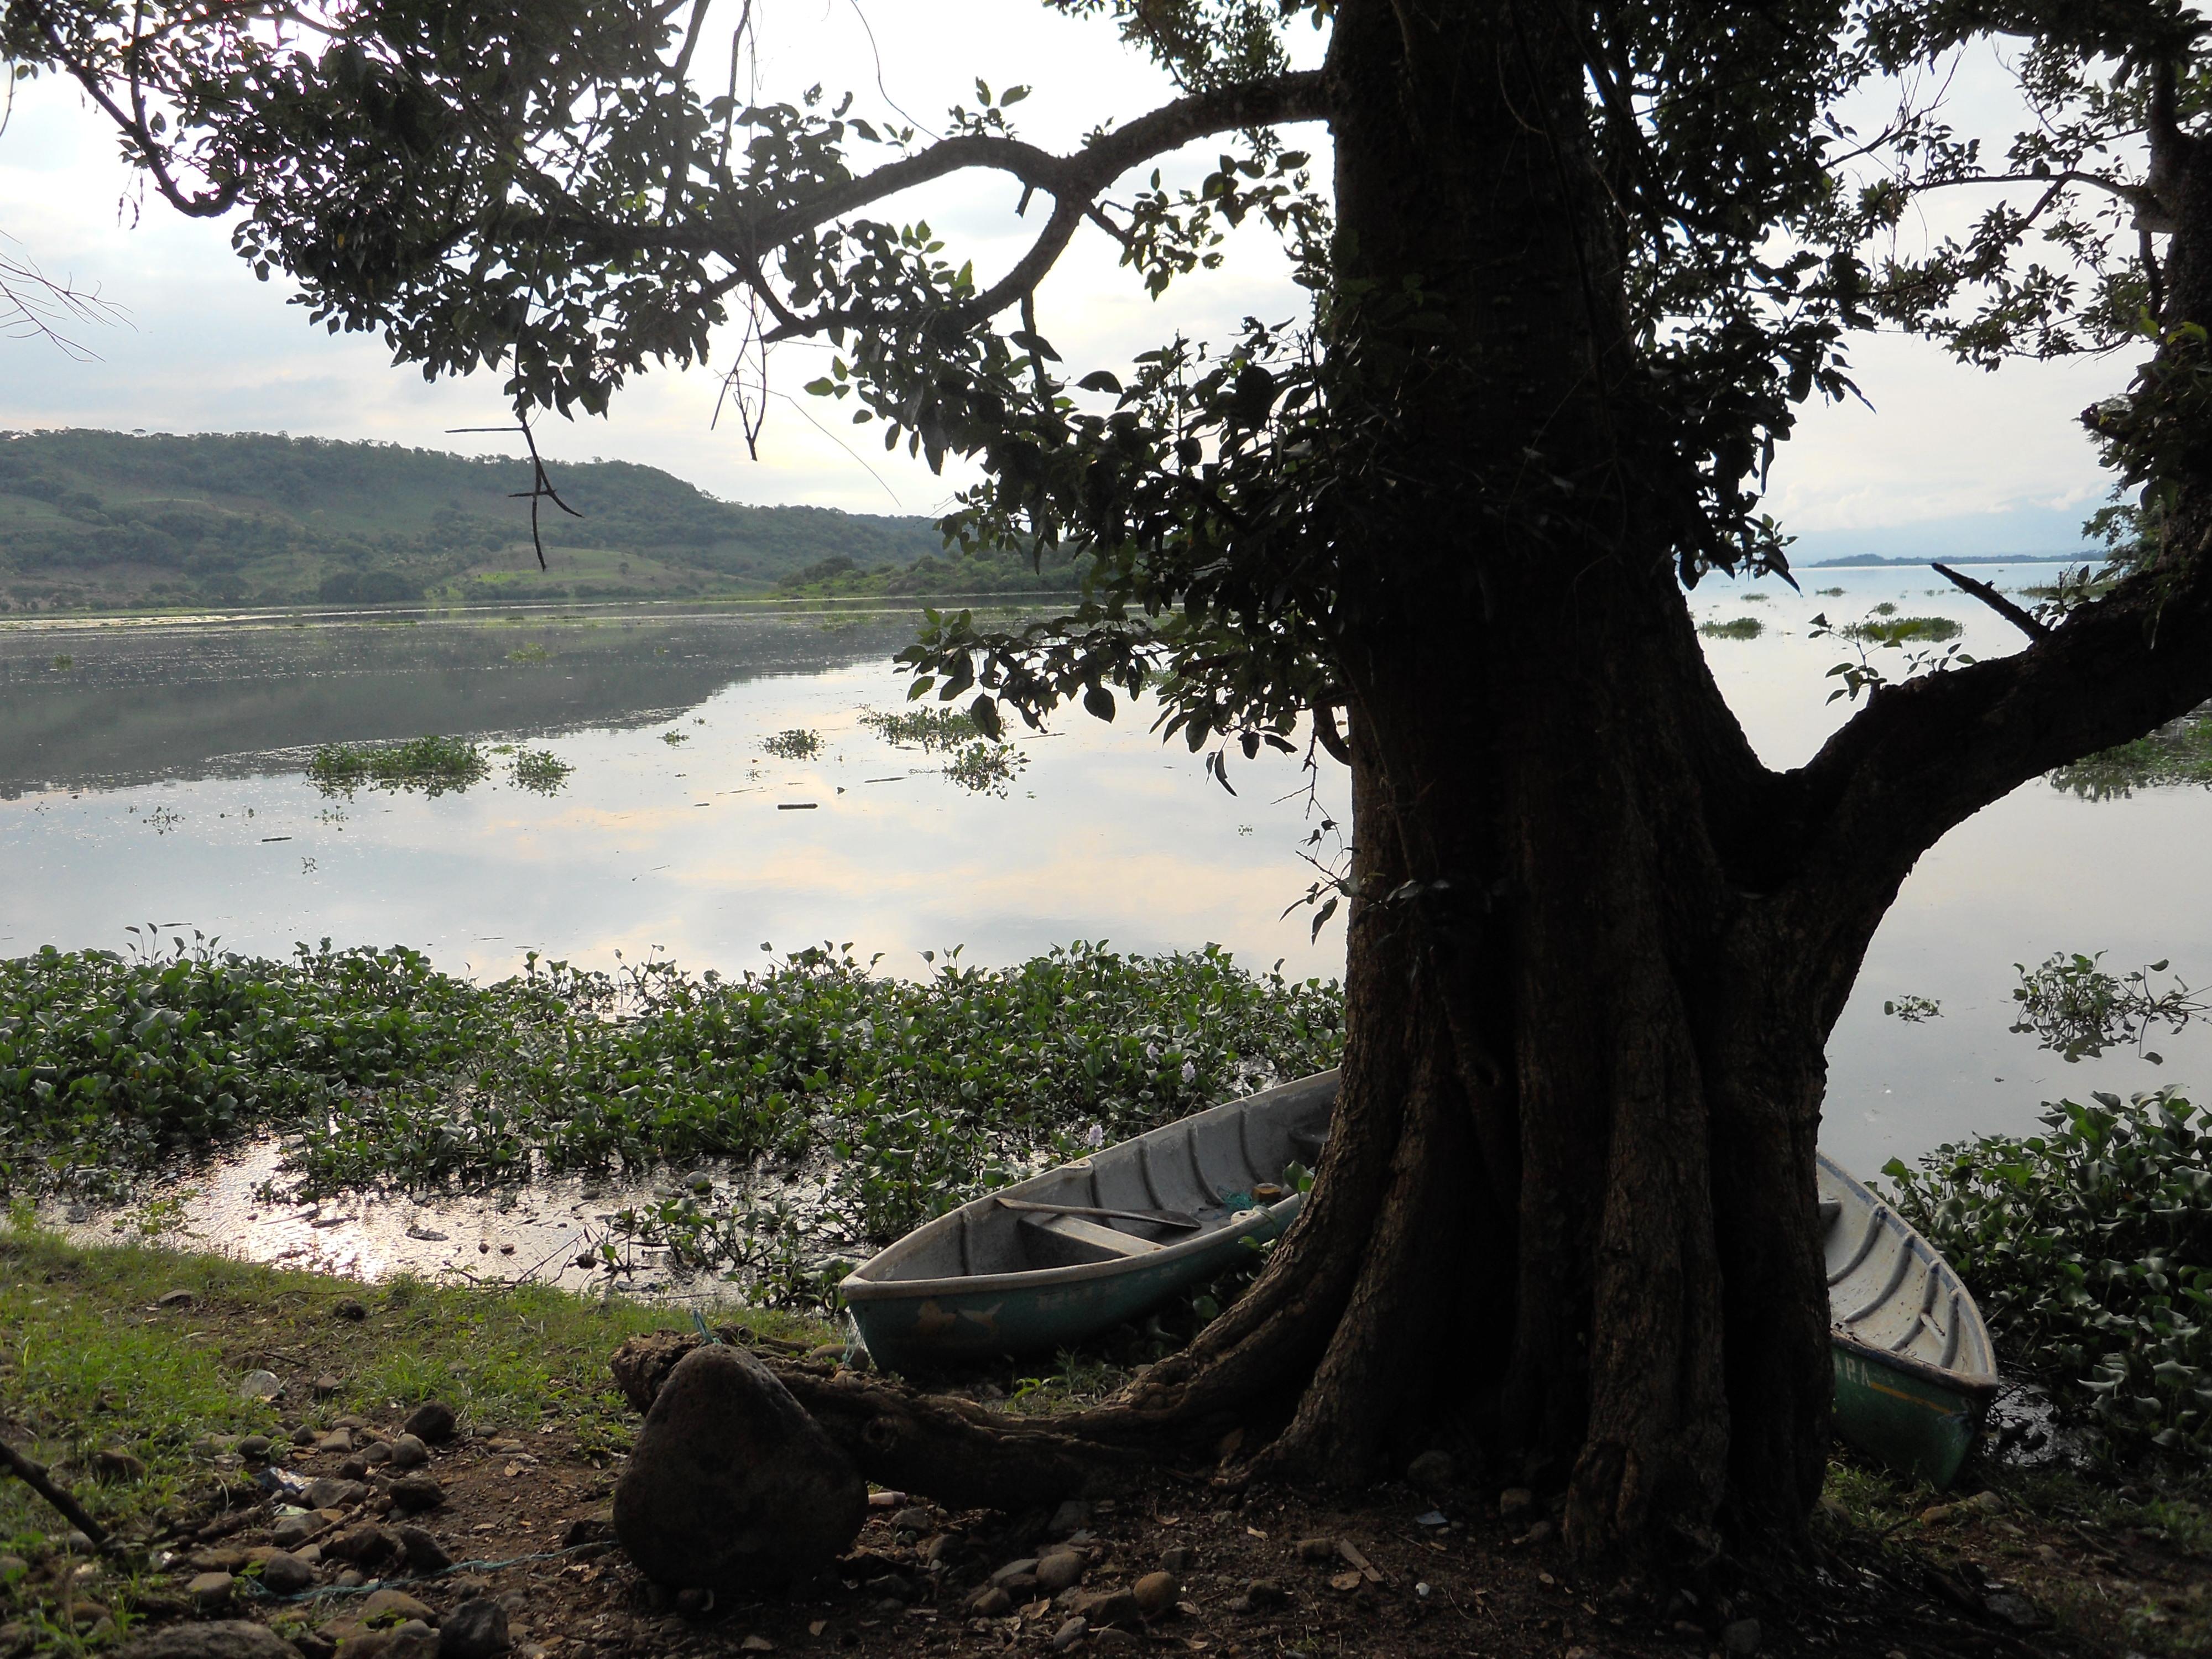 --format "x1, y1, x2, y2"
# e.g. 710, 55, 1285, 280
0, 428, 1066, 612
